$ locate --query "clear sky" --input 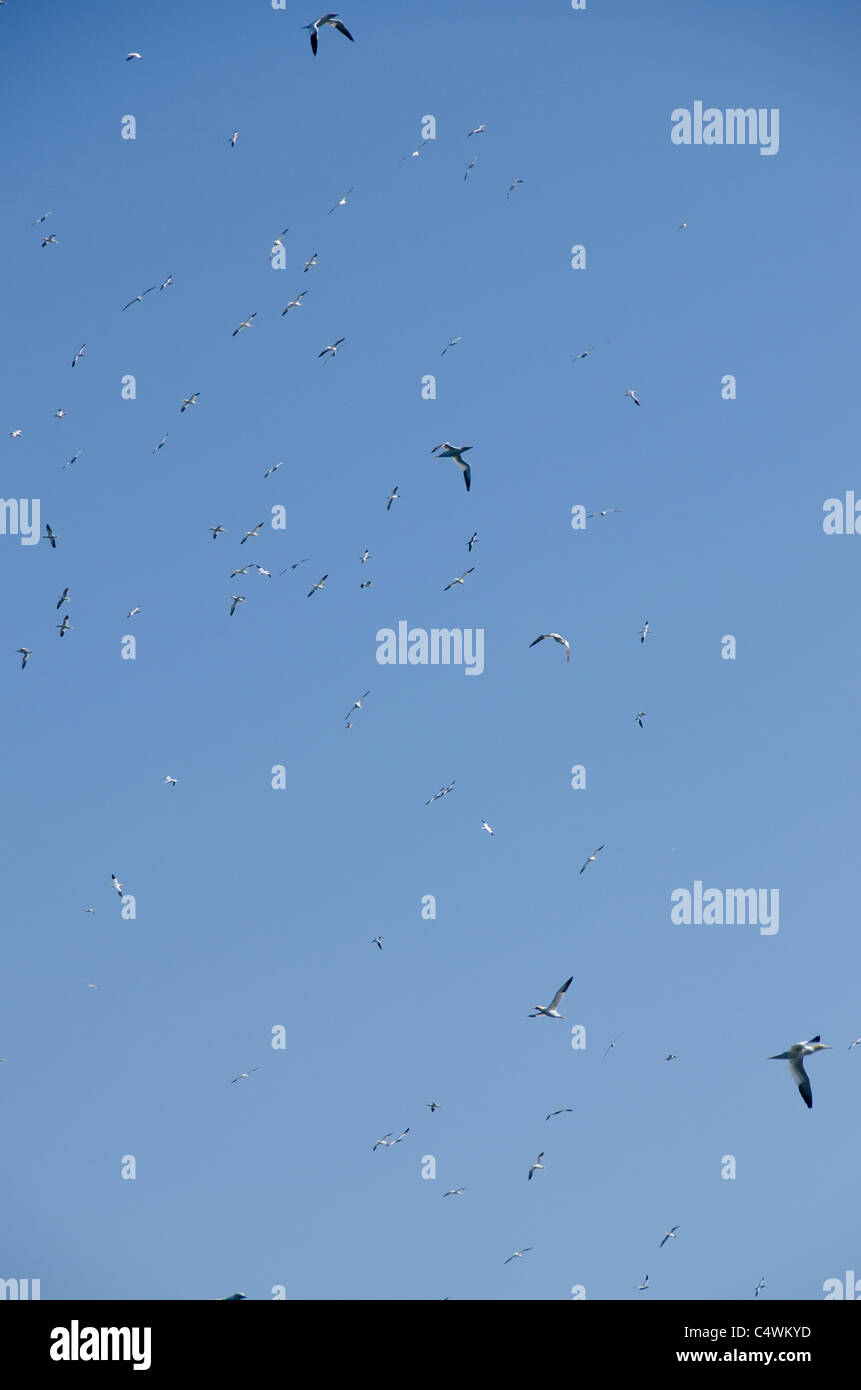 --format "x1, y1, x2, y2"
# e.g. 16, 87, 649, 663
2, 0, 860, 1301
